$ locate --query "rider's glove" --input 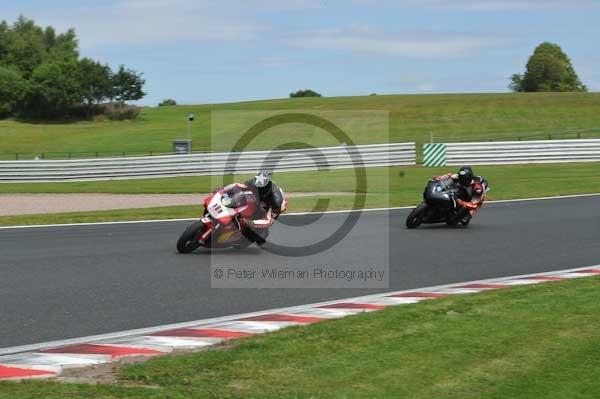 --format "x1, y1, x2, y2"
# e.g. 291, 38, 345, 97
249, 209, 275, 228
456, 199, 478, 210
